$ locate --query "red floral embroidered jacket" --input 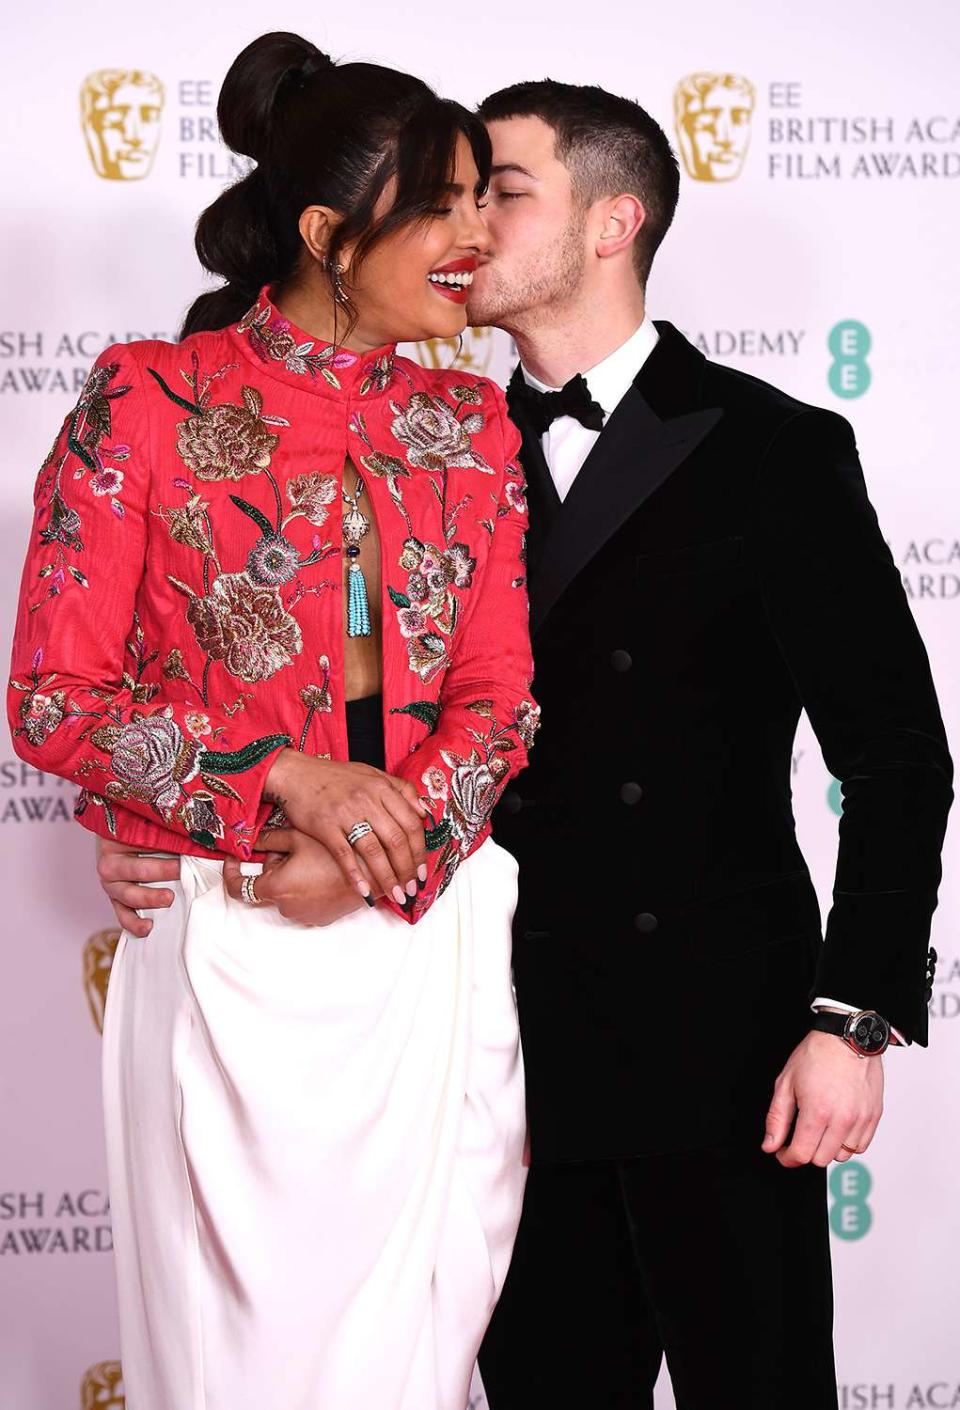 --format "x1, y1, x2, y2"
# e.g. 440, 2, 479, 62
8, 288, 539, 922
